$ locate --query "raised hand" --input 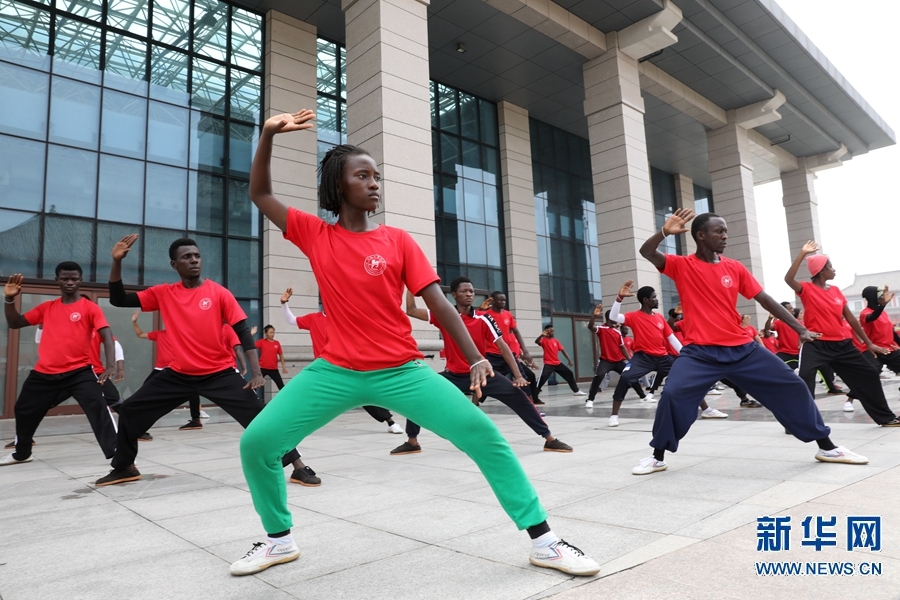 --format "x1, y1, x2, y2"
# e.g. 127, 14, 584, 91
800, 240, 818, 256
662, 208, 695, 236
250, 325, 258, 336
675, 303, 683, 315
618, 280, 635, 299
592, 303, 603, 316
880, 285, 894, 306
131, 309, 140, 323
280, 287, 293, 304
4, 274, 23, 298
112, 234, 139, 261
262, 110, 315, 137
478, 297, 493, 311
